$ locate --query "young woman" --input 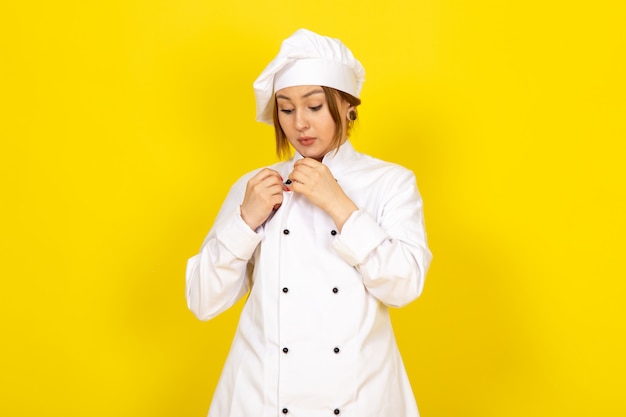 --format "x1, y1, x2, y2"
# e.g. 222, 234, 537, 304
186, 28, 432, 417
